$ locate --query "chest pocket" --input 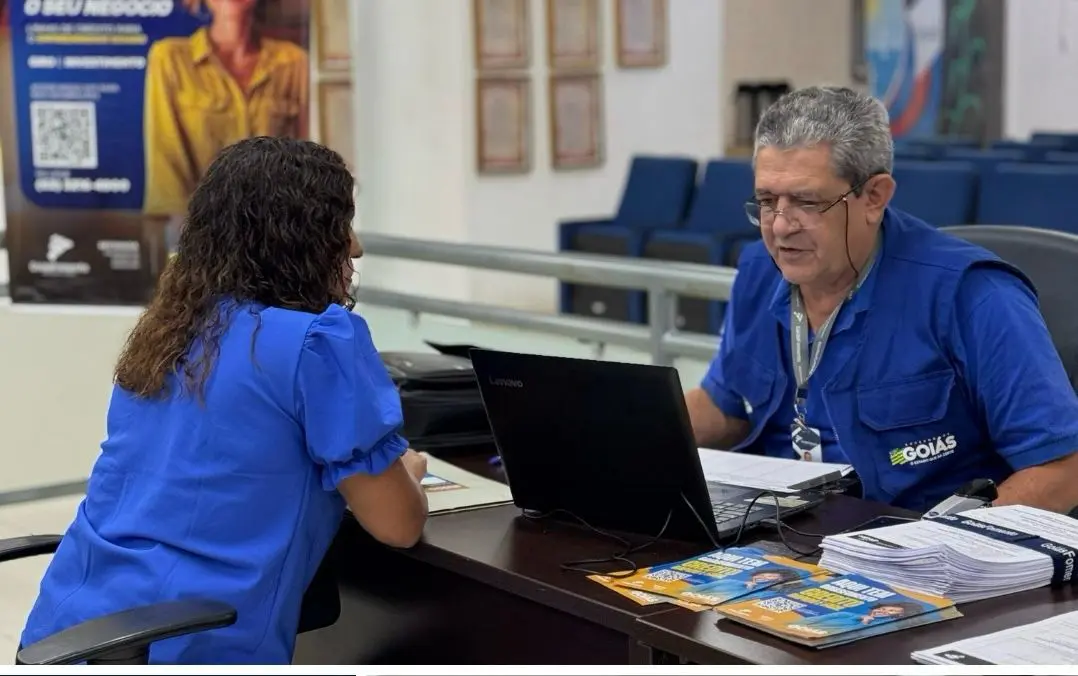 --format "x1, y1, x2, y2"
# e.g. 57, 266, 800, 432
856, 368, 961, 498
722, 354, 782, 450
